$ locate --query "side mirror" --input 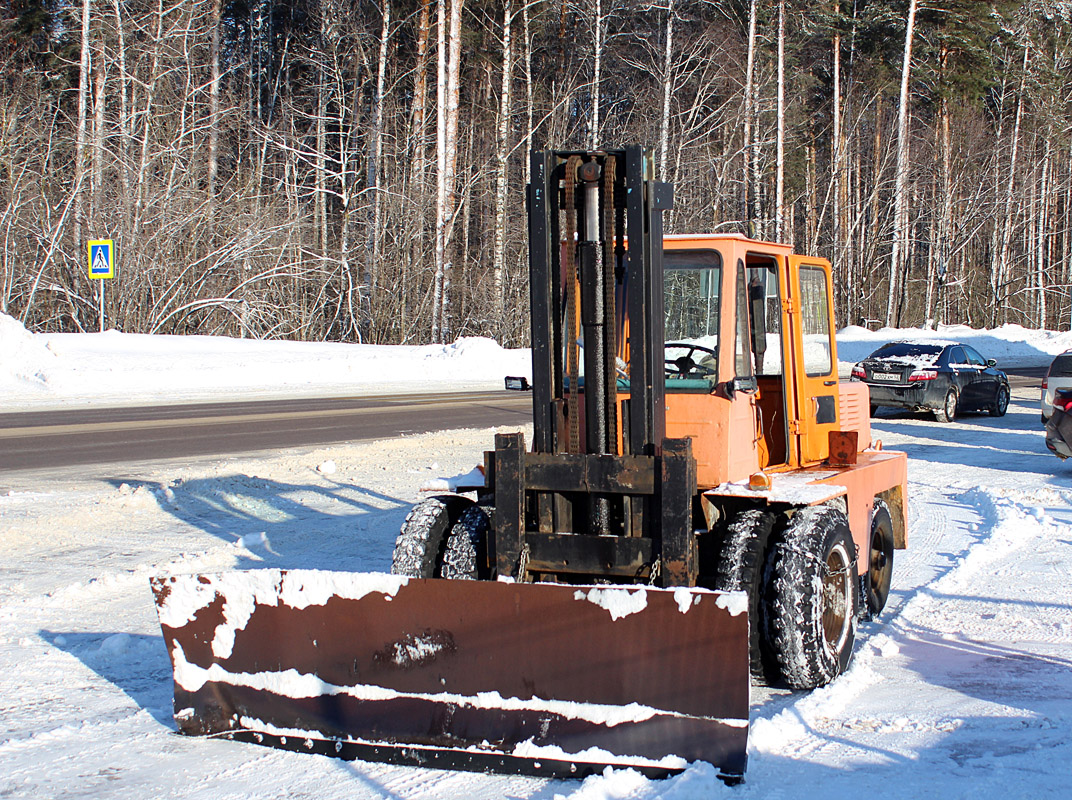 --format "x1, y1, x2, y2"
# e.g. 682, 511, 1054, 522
986, 359, 997, 368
